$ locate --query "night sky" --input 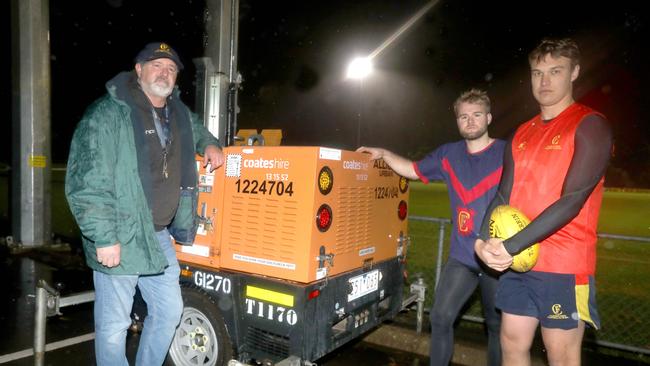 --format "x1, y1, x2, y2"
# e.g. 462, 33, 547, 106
5, 0, 650, 187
